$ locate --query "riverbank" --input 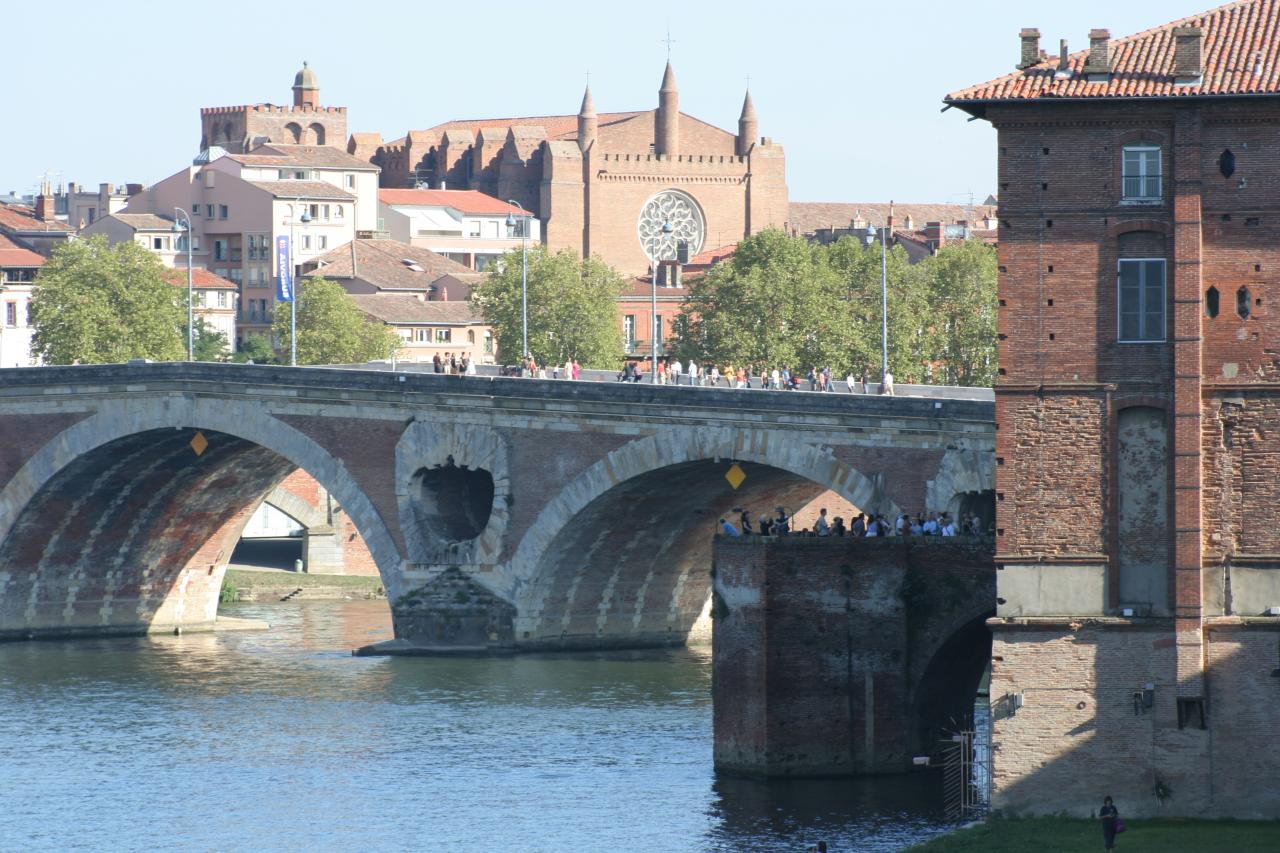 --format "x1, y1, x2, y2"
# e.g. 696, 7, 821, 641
222, 568, 385, 602
906, 816, 1280, 852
